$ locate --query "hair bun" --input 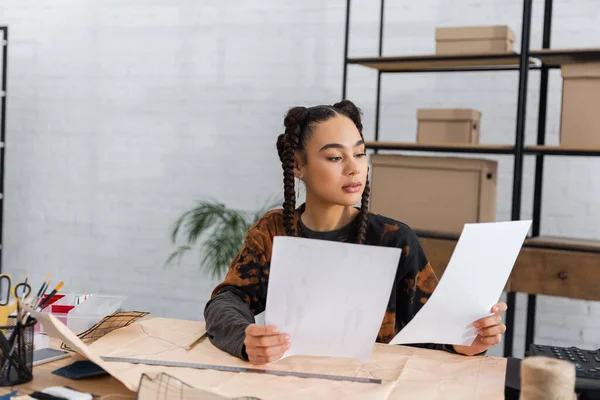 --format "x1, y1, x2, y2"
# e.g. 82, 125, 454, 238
333, 100, 363, 133
333, 99, 360, 118
284, 106, 309, 130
